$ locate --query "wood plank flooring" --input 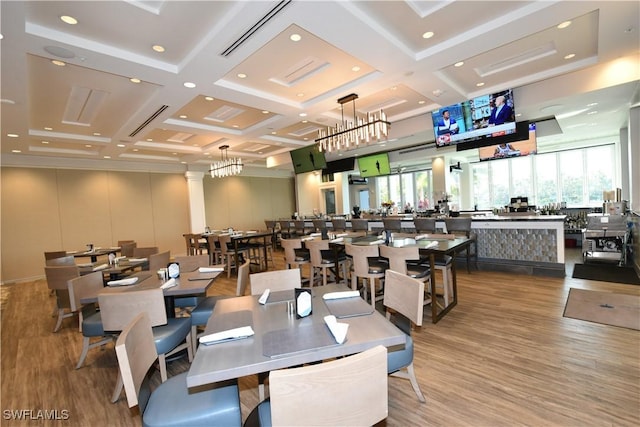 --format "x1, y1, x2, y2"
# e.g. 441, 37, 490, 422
2, 250, 639, 426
